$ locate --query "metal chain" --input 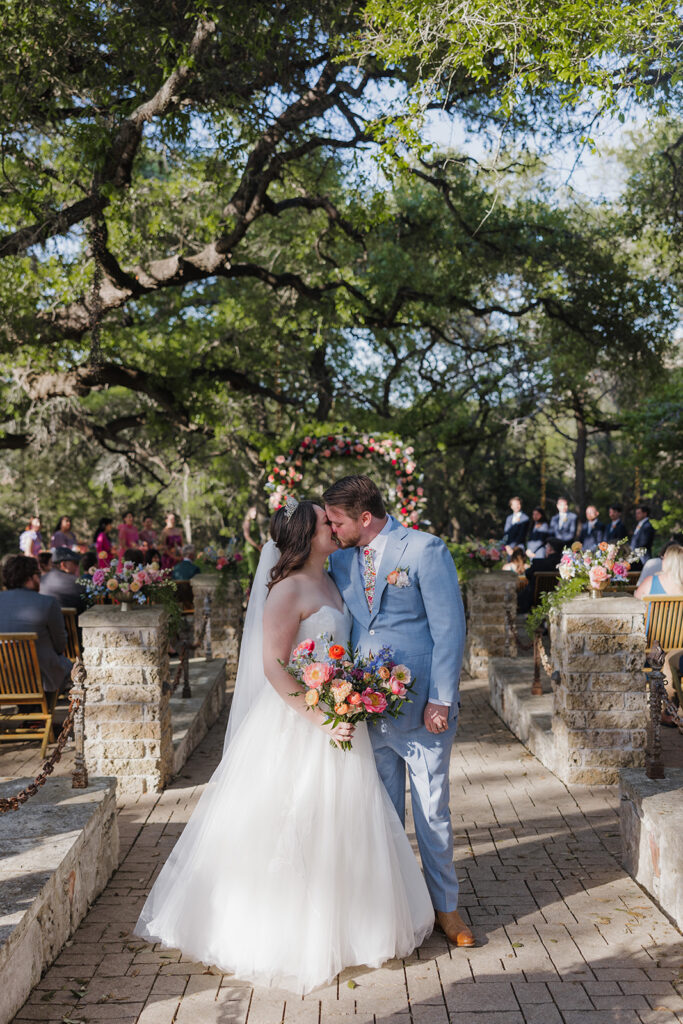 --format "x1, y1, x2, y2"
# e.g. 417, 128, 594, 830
505, 609, 535, 651
0, 693, 81, 813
